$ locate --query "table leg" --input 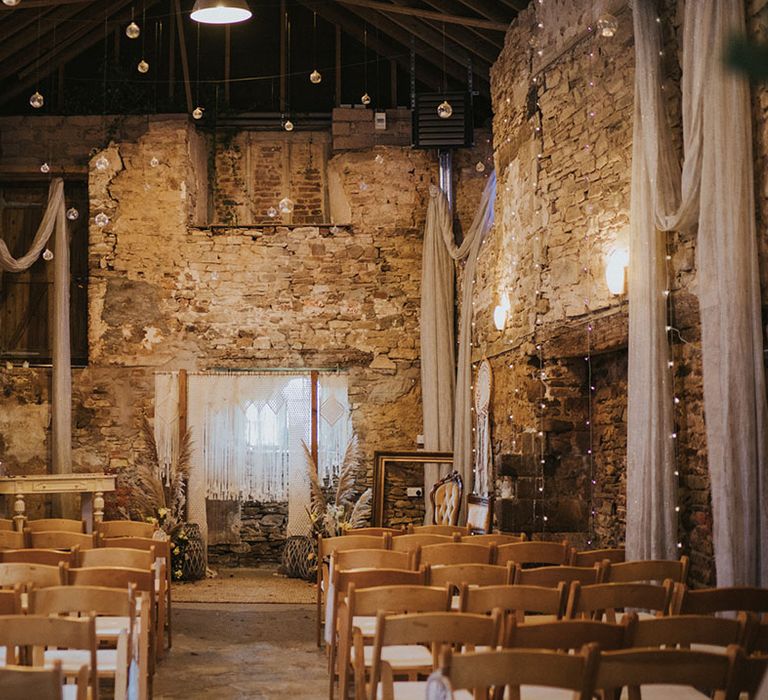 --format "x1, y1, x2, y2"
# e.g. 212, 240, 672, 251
94, 491, 105, 524
13, 493, 26, 532
82, 492, 94, 533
